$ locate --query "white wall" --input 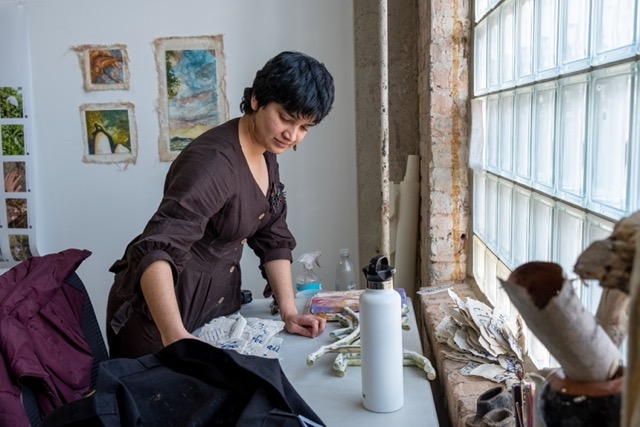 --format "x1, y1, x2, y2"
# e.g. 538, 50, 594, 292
24, 0, 357, 335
